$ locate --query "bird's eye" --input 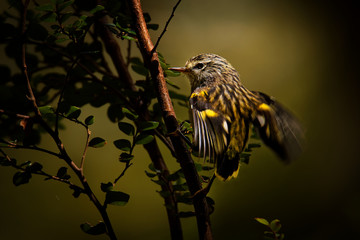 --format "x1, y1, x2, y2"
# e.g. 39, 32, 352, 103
194, 63, 205, 70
